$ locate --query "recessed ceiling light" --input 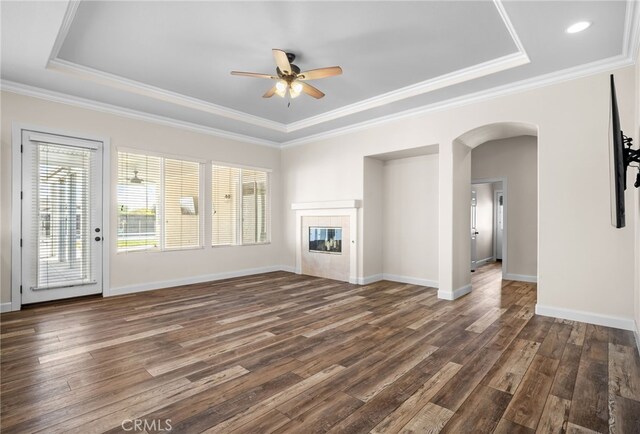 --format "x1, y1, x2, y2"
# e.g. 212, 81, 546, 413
566, 21, 591, 34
